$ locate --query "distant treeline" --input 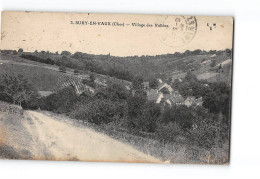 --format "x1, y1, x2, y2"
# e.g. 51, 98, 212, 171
20, 54, 55, 65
